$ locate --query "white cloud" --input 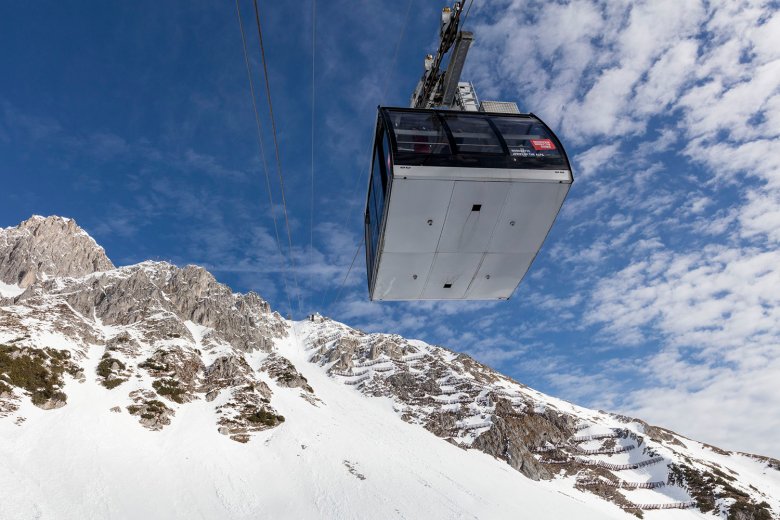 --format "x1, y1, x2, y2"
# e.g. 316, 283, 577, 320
625, 355, 780, 457
631, 39, 699, 116
573, 143, 620, 180
586, 246, 780, 454
586, 247, 780, 347
463, 0, 780, 457
739, 191, 780, 243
